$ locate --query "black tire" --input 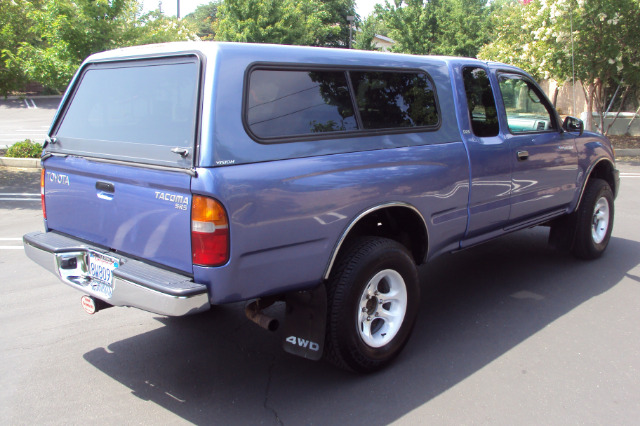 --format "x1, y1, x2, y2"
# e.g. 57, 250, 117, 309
325, 237, 420, 373
571, 178, 614, 259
